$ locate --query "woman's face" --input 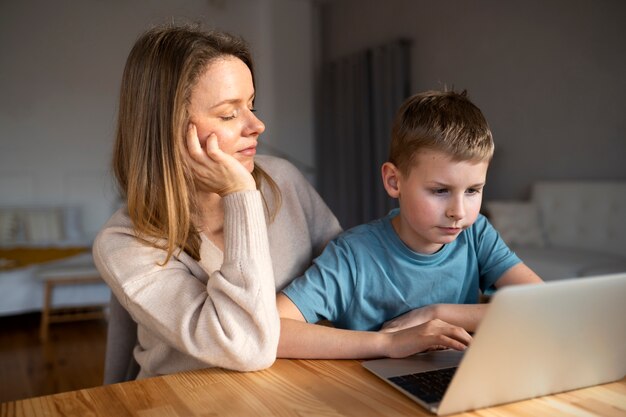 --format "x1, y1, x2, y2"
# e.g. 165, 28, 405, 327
187, 55, 265, 172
